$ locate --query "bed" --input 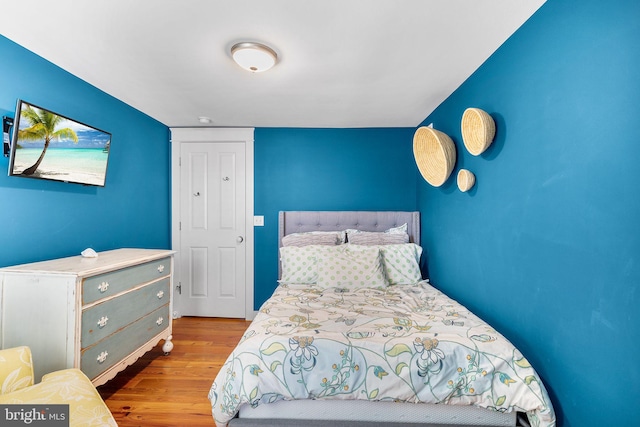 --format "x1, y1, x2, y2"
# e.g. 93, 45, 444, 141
208, 211, 555, 427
